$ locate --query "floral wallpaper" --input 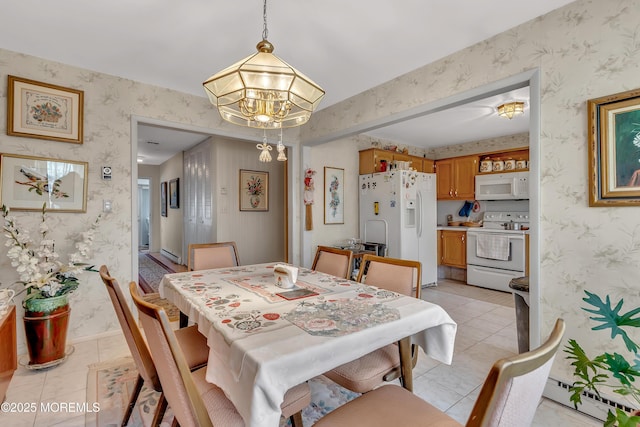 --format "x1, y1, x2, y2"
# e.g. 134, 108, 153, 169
1, 0, 639, 402
303, 0, 640, 391
0, 49, 265, 353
